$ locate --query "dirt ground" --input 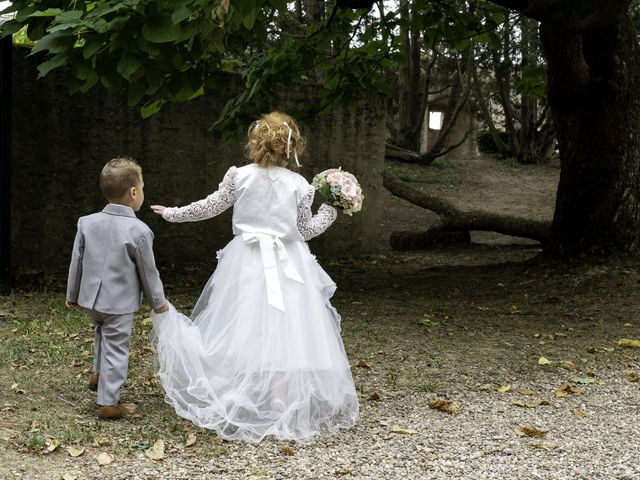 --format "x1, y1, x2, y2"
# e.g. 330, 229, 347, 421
1, 156, 639, 479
